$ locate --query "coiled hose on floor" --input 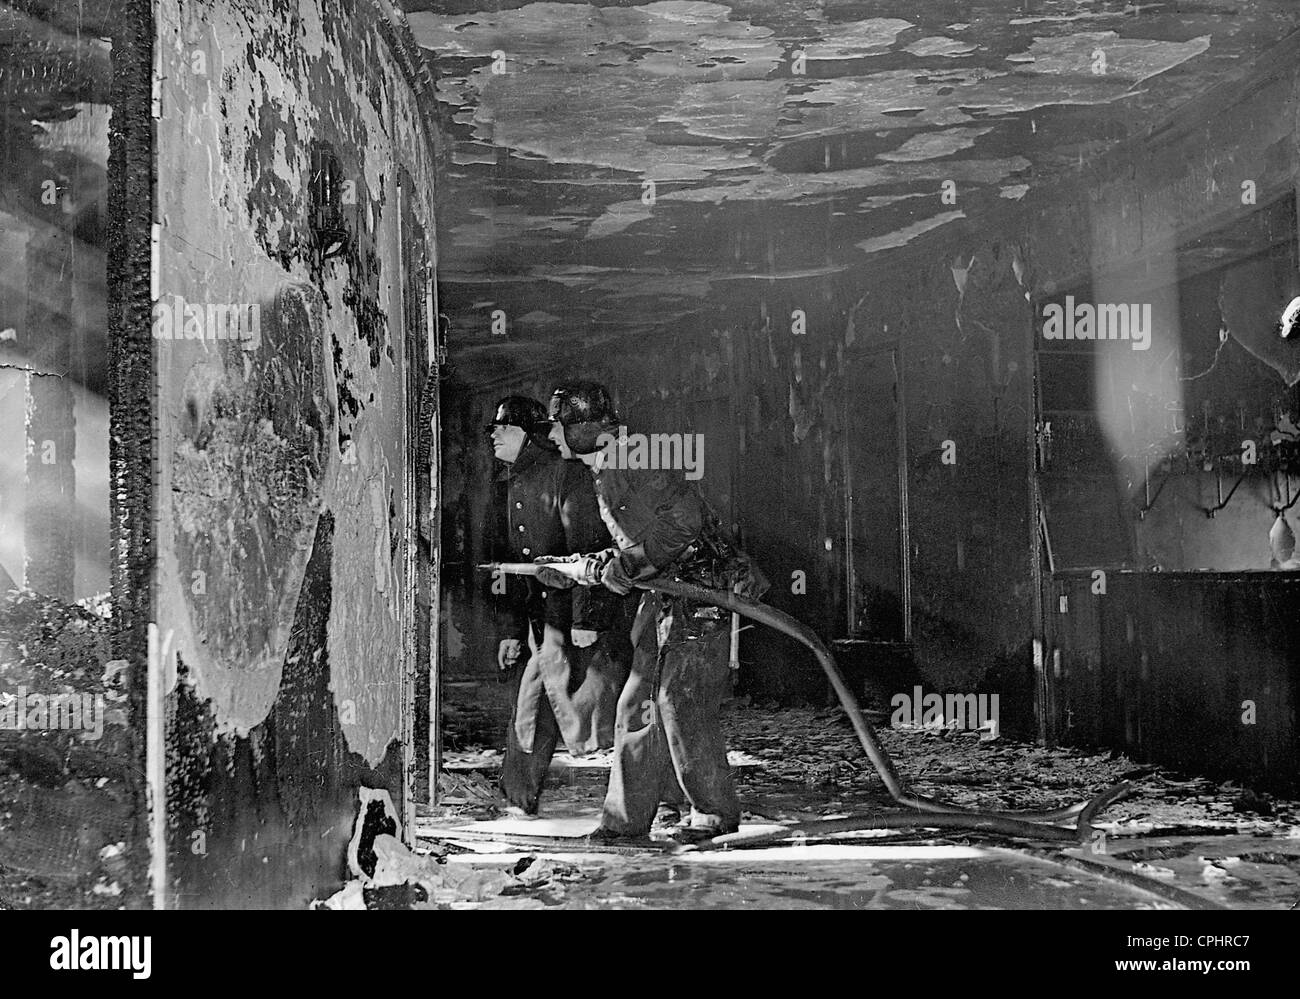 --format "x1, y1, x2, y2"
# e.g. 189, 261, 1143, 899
638, 578, 1129, 849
